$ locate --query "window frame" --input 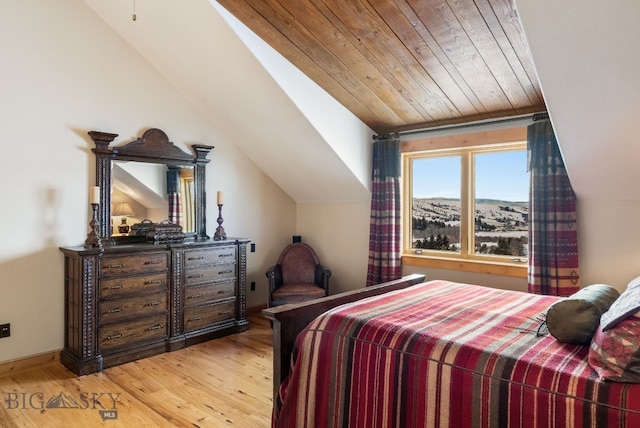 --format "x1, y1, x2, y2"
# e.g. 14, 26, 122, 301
401, 128, 528, 278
